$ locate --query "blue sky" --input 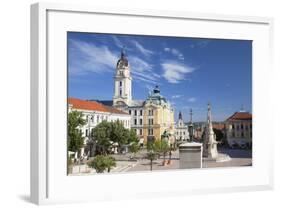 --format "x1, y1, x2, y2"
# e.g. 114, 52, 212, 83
68, 32, 252, 122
